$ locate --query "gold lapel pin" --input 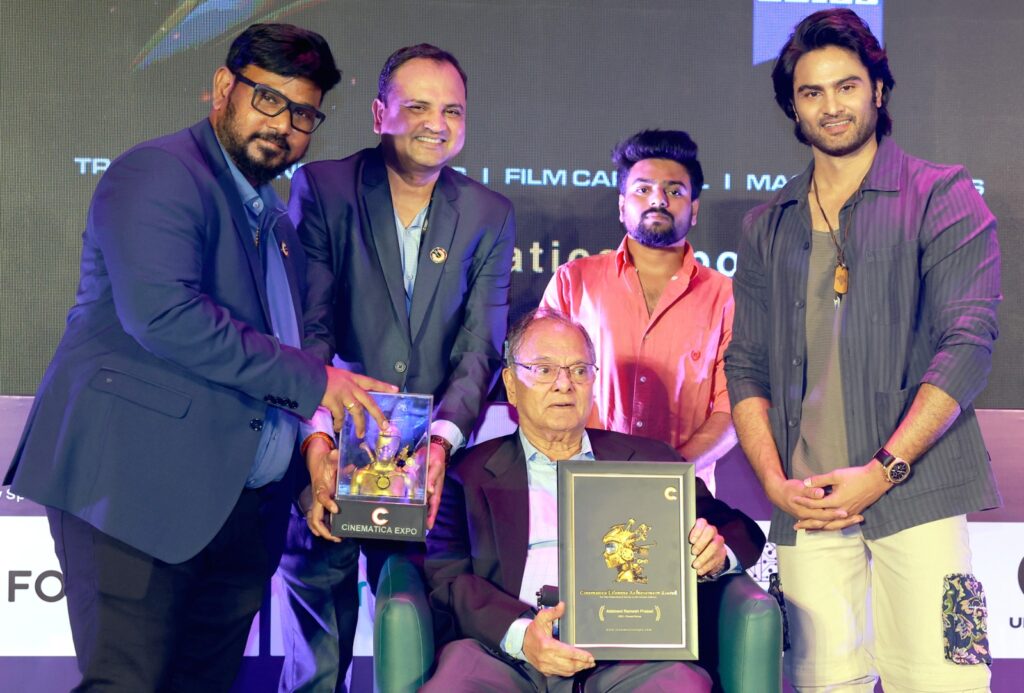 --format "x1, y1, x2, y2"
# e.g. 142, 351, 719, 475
280, 241, 289, 257
429, 247, 447, 264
